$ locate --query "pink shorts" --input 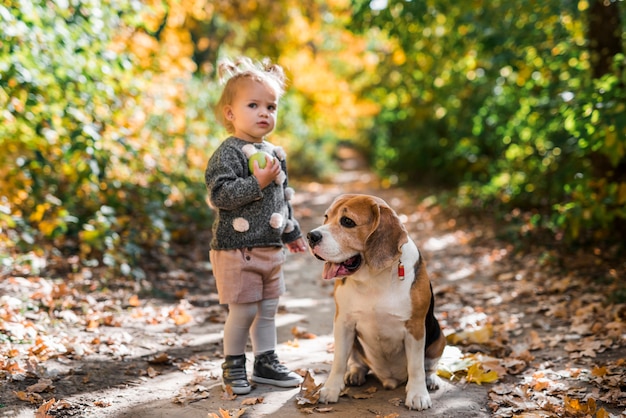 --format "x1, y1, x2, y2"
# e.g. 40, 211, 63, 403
210, 247, 286, 304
